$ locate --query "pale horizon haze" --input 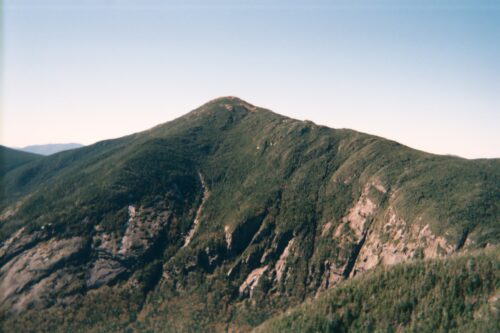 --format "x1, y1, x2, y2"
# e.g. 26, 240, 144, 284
2, 0, 499, 158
